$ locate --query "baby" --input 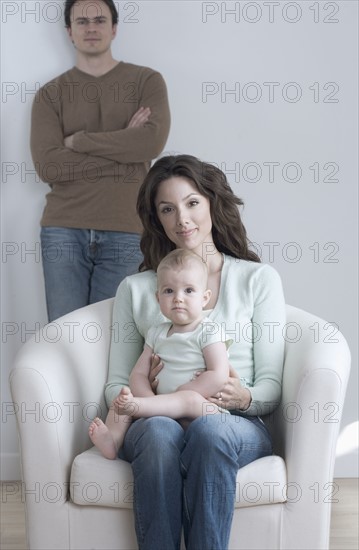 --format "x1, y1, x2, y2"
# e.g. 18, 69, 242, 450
89, 248, 230, 459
